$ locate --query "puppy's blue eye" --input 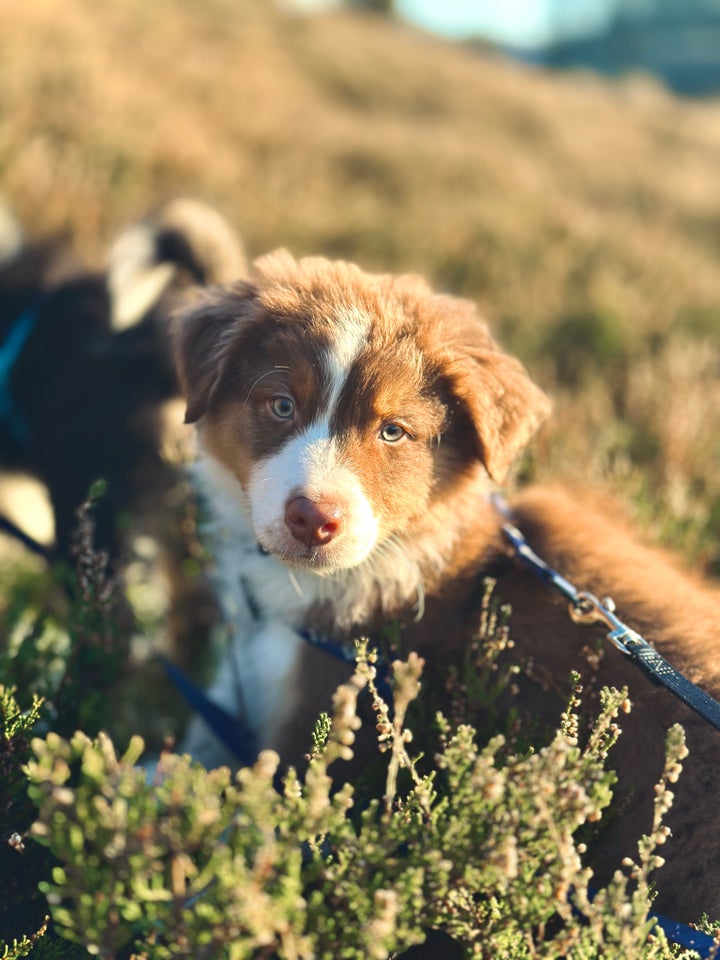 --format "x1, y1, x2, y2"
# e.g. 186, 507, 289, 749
380, 423, 405, 443
270, 396, 295, 420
